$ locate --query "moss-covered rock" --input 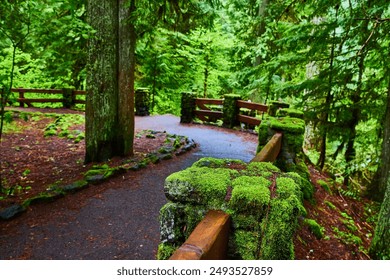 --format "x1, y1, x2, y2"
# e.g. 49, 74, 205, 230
159, 156, 312, 260
164, 166, 238, 207
276, 108, 304, 119
230, 176, 271, 217
259, 195, 303, 260
243, 162, 280, 178
230, 230, 259, 260
268, 117, 305, 134
159, 202, 187, 244
180, 92, 196, 123
223, 94, 241, 128
192, 157, 245, 169
283, 172, 314, 201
